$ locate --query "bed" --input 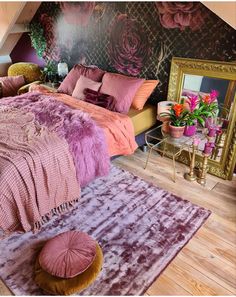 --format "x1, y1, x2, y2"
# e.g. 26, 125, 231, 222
0, 75, 157, 235
0, 87, 139, 234
128, 104, 157, 136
